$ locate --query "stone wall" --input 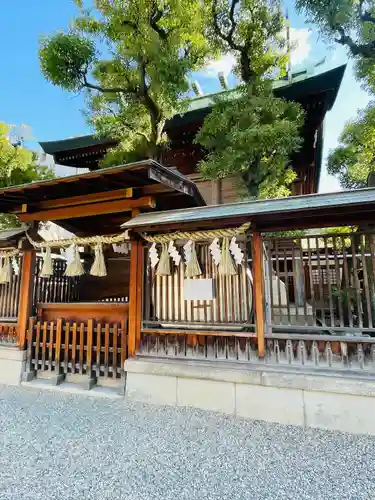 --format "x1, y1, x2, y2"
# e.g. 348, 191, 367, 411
124, 357, 375, 435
